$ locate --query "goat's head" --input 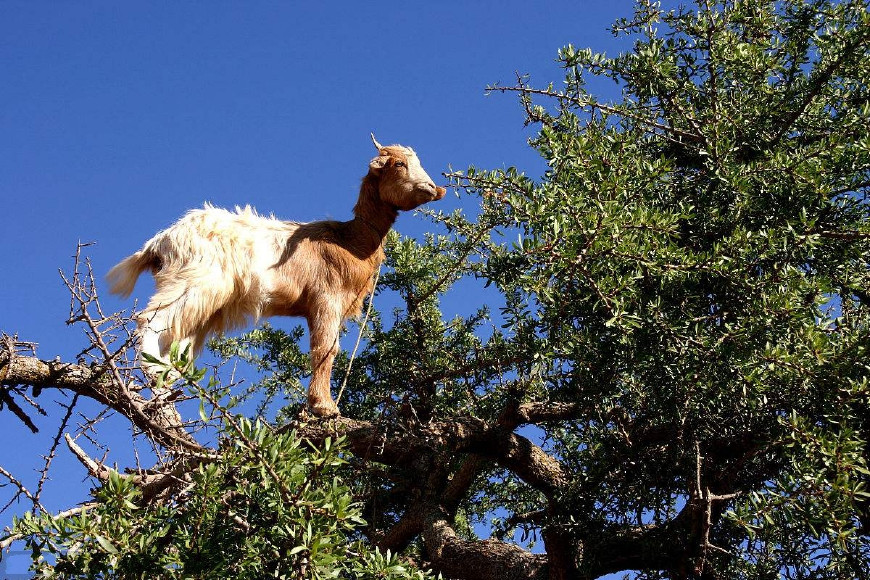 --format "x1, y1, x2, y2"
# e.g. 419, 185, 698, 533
368, 133, 446, 210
